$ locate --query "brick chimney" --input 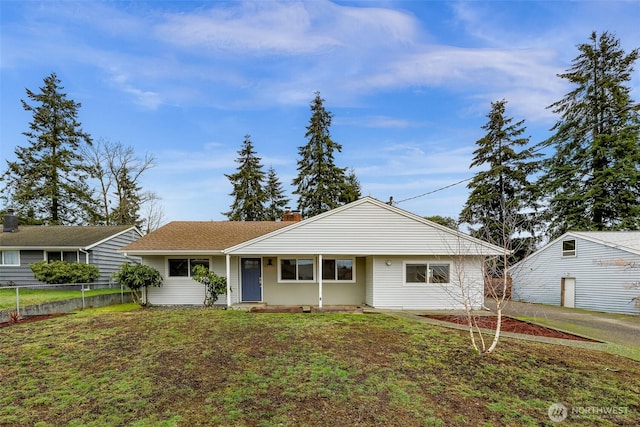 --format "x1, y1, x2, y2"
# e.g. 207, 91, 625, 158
282, 207, 302, 222
3, 208, 18, 233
